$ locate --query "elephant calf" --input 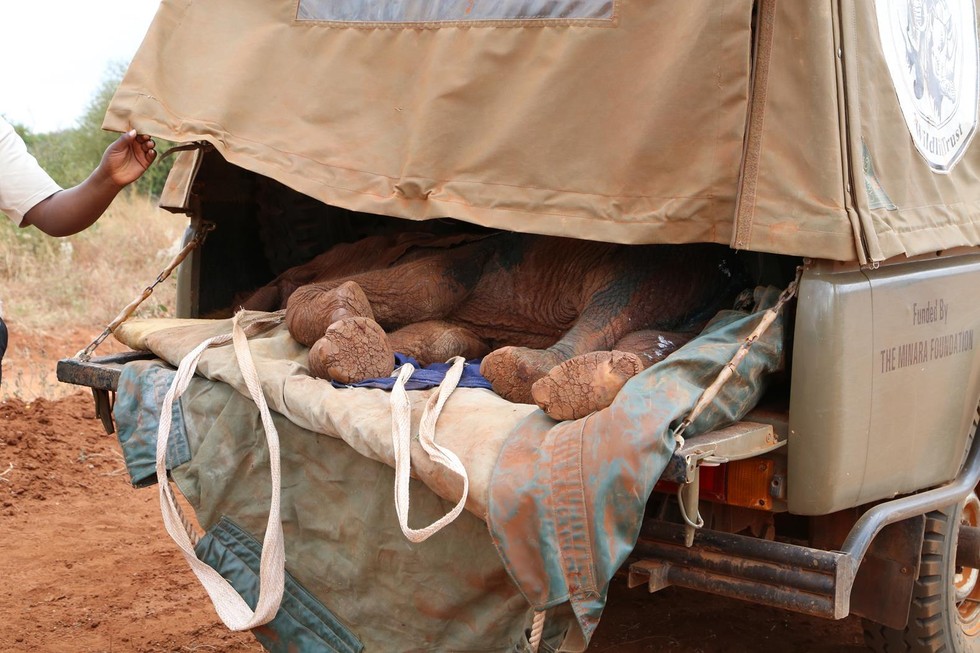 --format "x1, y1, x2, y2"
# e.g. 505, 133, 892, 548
248, 231, 743, 418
